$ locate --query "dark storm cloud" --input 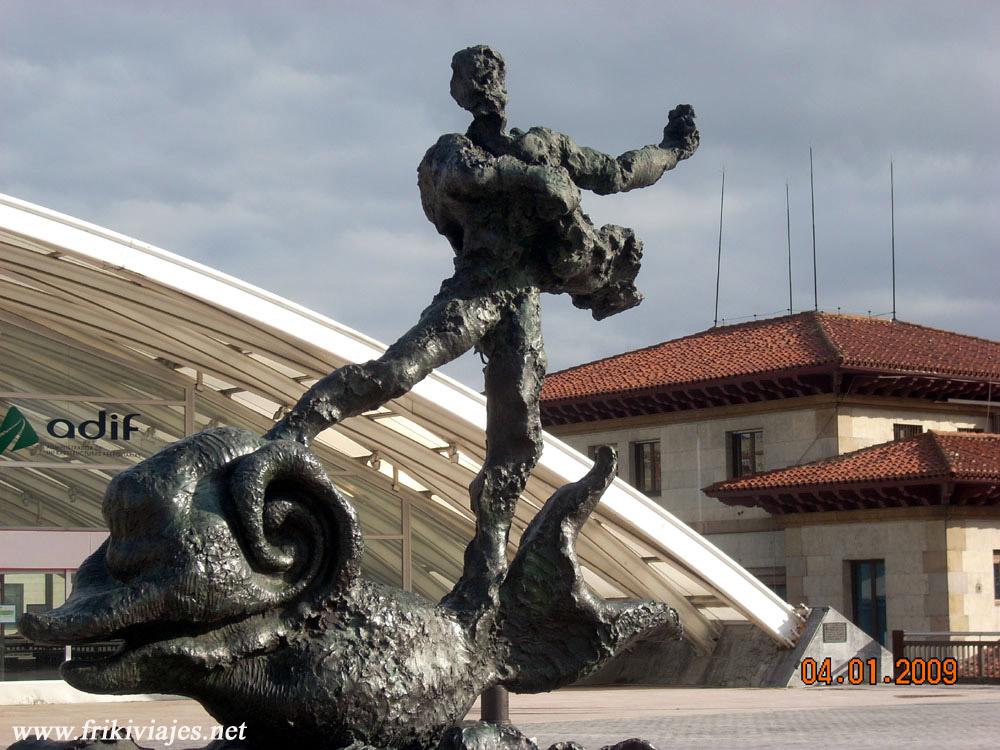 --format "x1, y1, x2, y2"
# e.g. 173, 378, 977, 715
2, 1, 996, 387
